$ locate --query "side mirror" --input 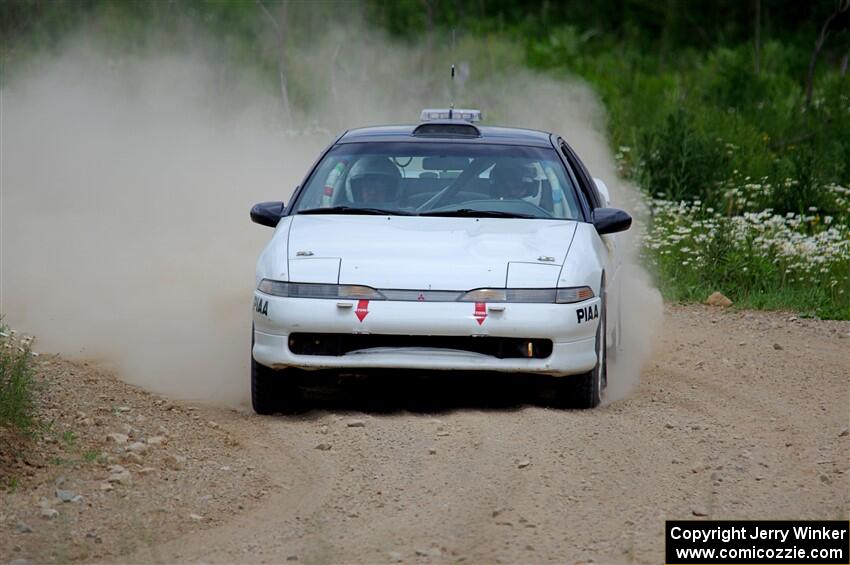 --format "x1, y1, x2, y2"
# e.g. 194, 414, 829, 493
593, 177, 611, 206
592, 207, 632, 235
250, 201, 286, 228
